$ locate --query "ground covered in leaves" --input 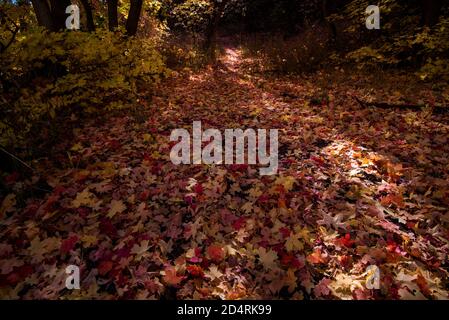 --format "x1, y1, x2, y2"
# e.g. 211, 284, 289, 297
1, 45, 449, 300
